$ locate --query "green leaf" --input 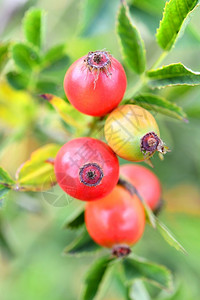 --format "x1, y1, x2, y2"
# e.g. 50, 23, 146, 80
79, 0, 103, 35
156, 0, 199, 51
40, 94, 91, 132
156, 218, 187, 255
79, 0, 118, 36
132, 0, 165, 16
36, 80, 61, 94
63, 210, 85, 230
129, 280, 151, 300
156, 284, 183, 300
6, 71, 29, 90
113, 273, 131, 300
131, 187, 156, 228
0, 42, 10, 71
0, 186, 10, 200
12, 43, 40, 73
15, 144, 60, 191
126, 93, 188, 121
185, 104, 200, 118
41, 44, 69, 73
23, 8, 44, 49
0, 167, 15, 186
64, 227, 101, 256
0, 220, 14, 258
147, 63, 200, 88
143, 200, 157, 228
123, 255, 173, 291
0, 185, 10, 207
117, 2, 146, 74
81, 255, 113, 300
